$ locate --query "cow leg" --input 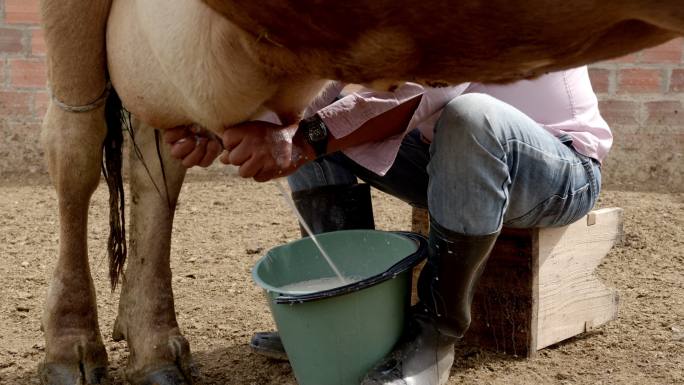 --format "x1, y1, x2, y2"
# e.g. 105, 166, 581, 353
39, 1, 113, 383
40, 104, 109, 385
111, 120, 191, 385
